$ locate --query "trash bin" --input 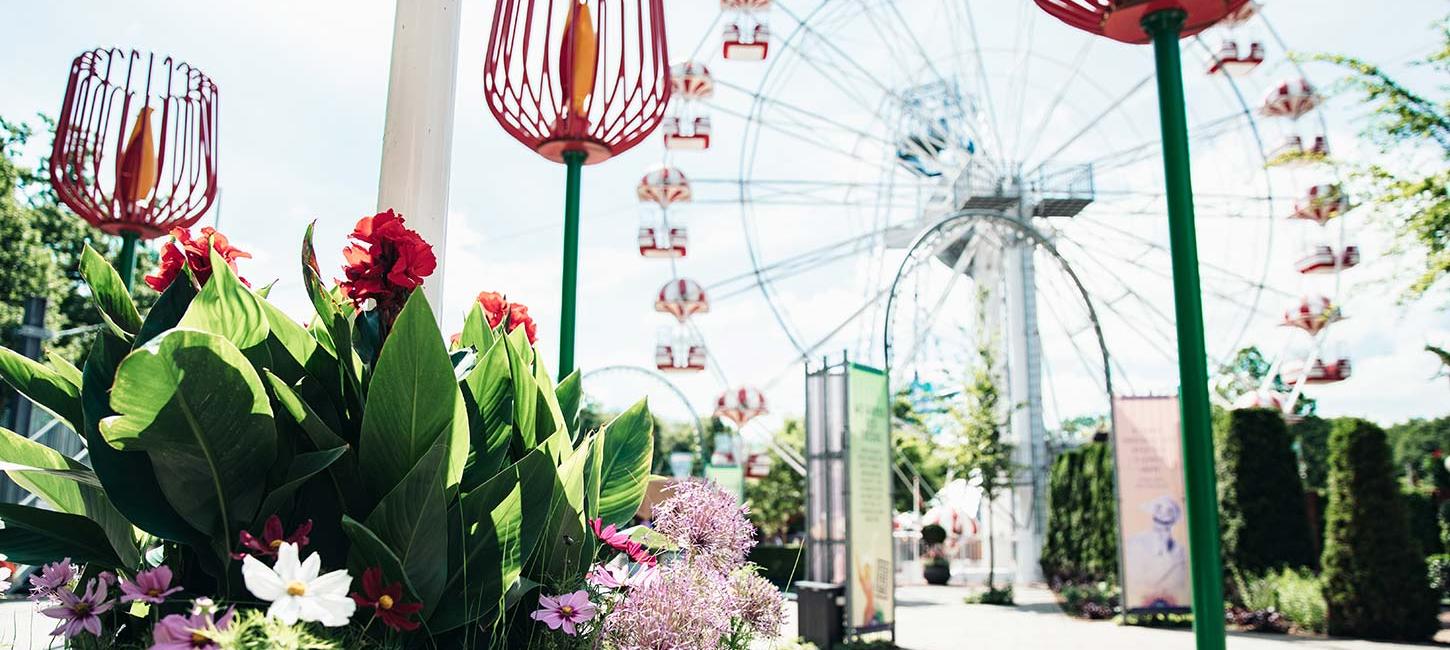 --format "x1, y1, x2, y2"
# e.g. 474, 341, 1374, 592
795, 581, 844, 649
